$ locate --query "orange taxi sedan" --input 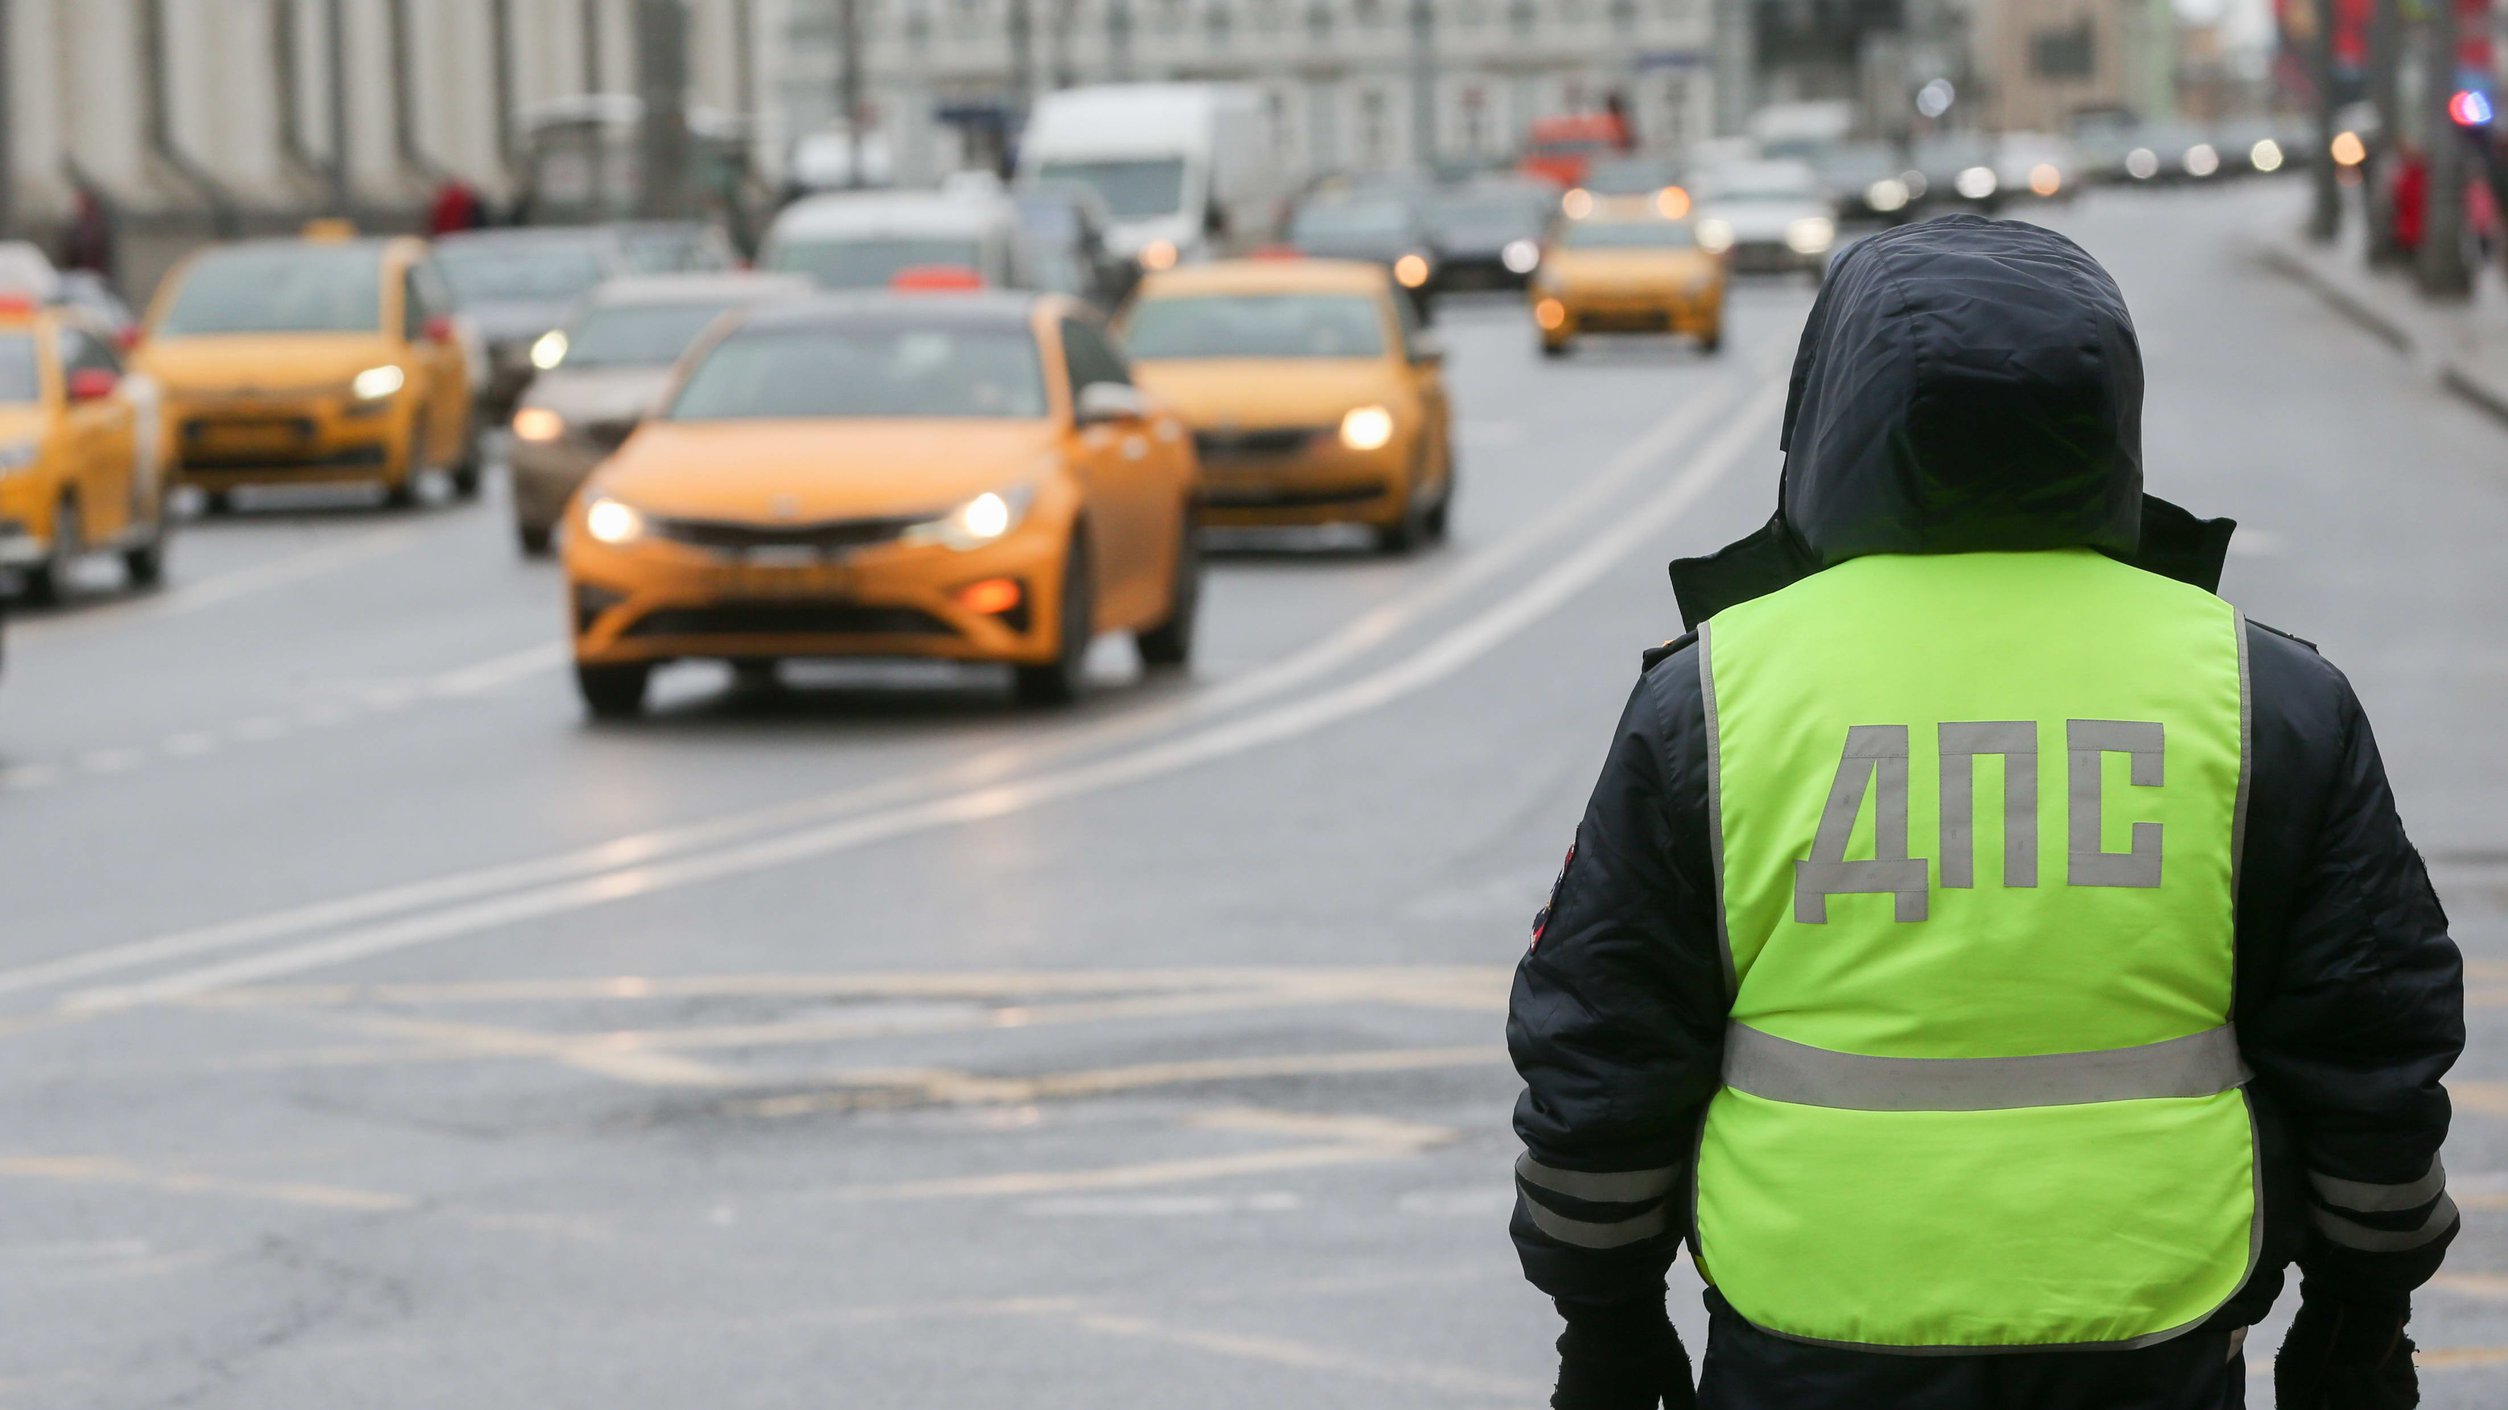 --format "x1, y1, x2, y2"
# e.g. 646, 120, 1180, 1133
562, 292, 1201, 717
1119, 259, 1454, 552
135, 234, 476, 510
